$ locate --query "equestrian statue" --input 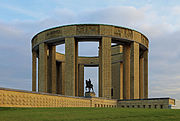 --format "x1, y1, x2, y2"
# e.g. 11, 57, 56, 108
85, 78, 94, 92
